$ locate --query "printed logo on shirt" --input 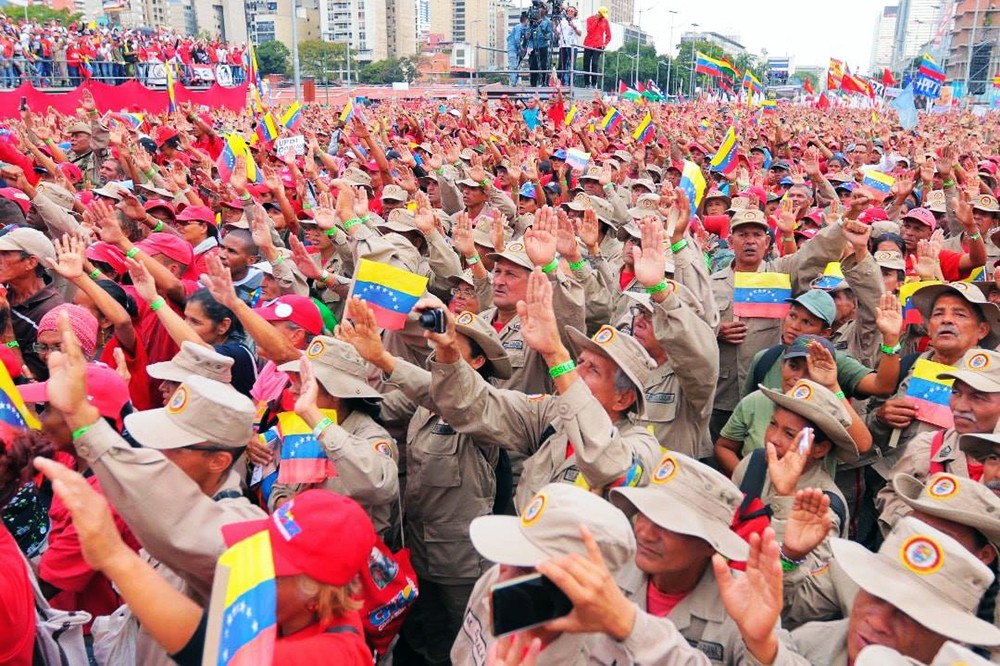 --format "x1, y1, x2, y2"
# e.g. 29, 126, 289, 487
503, 340, 524, 351
306, 338, 326, 359
521, 492, 548, 527
373, 440, 393, 457
368, 545, 399, 590
645, 392, 676, 405
273, 502, 303, 541
166, 386, 189, 414
431, 422, 456, 435
927, 474, 960, 500
900, 536, 944, 575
